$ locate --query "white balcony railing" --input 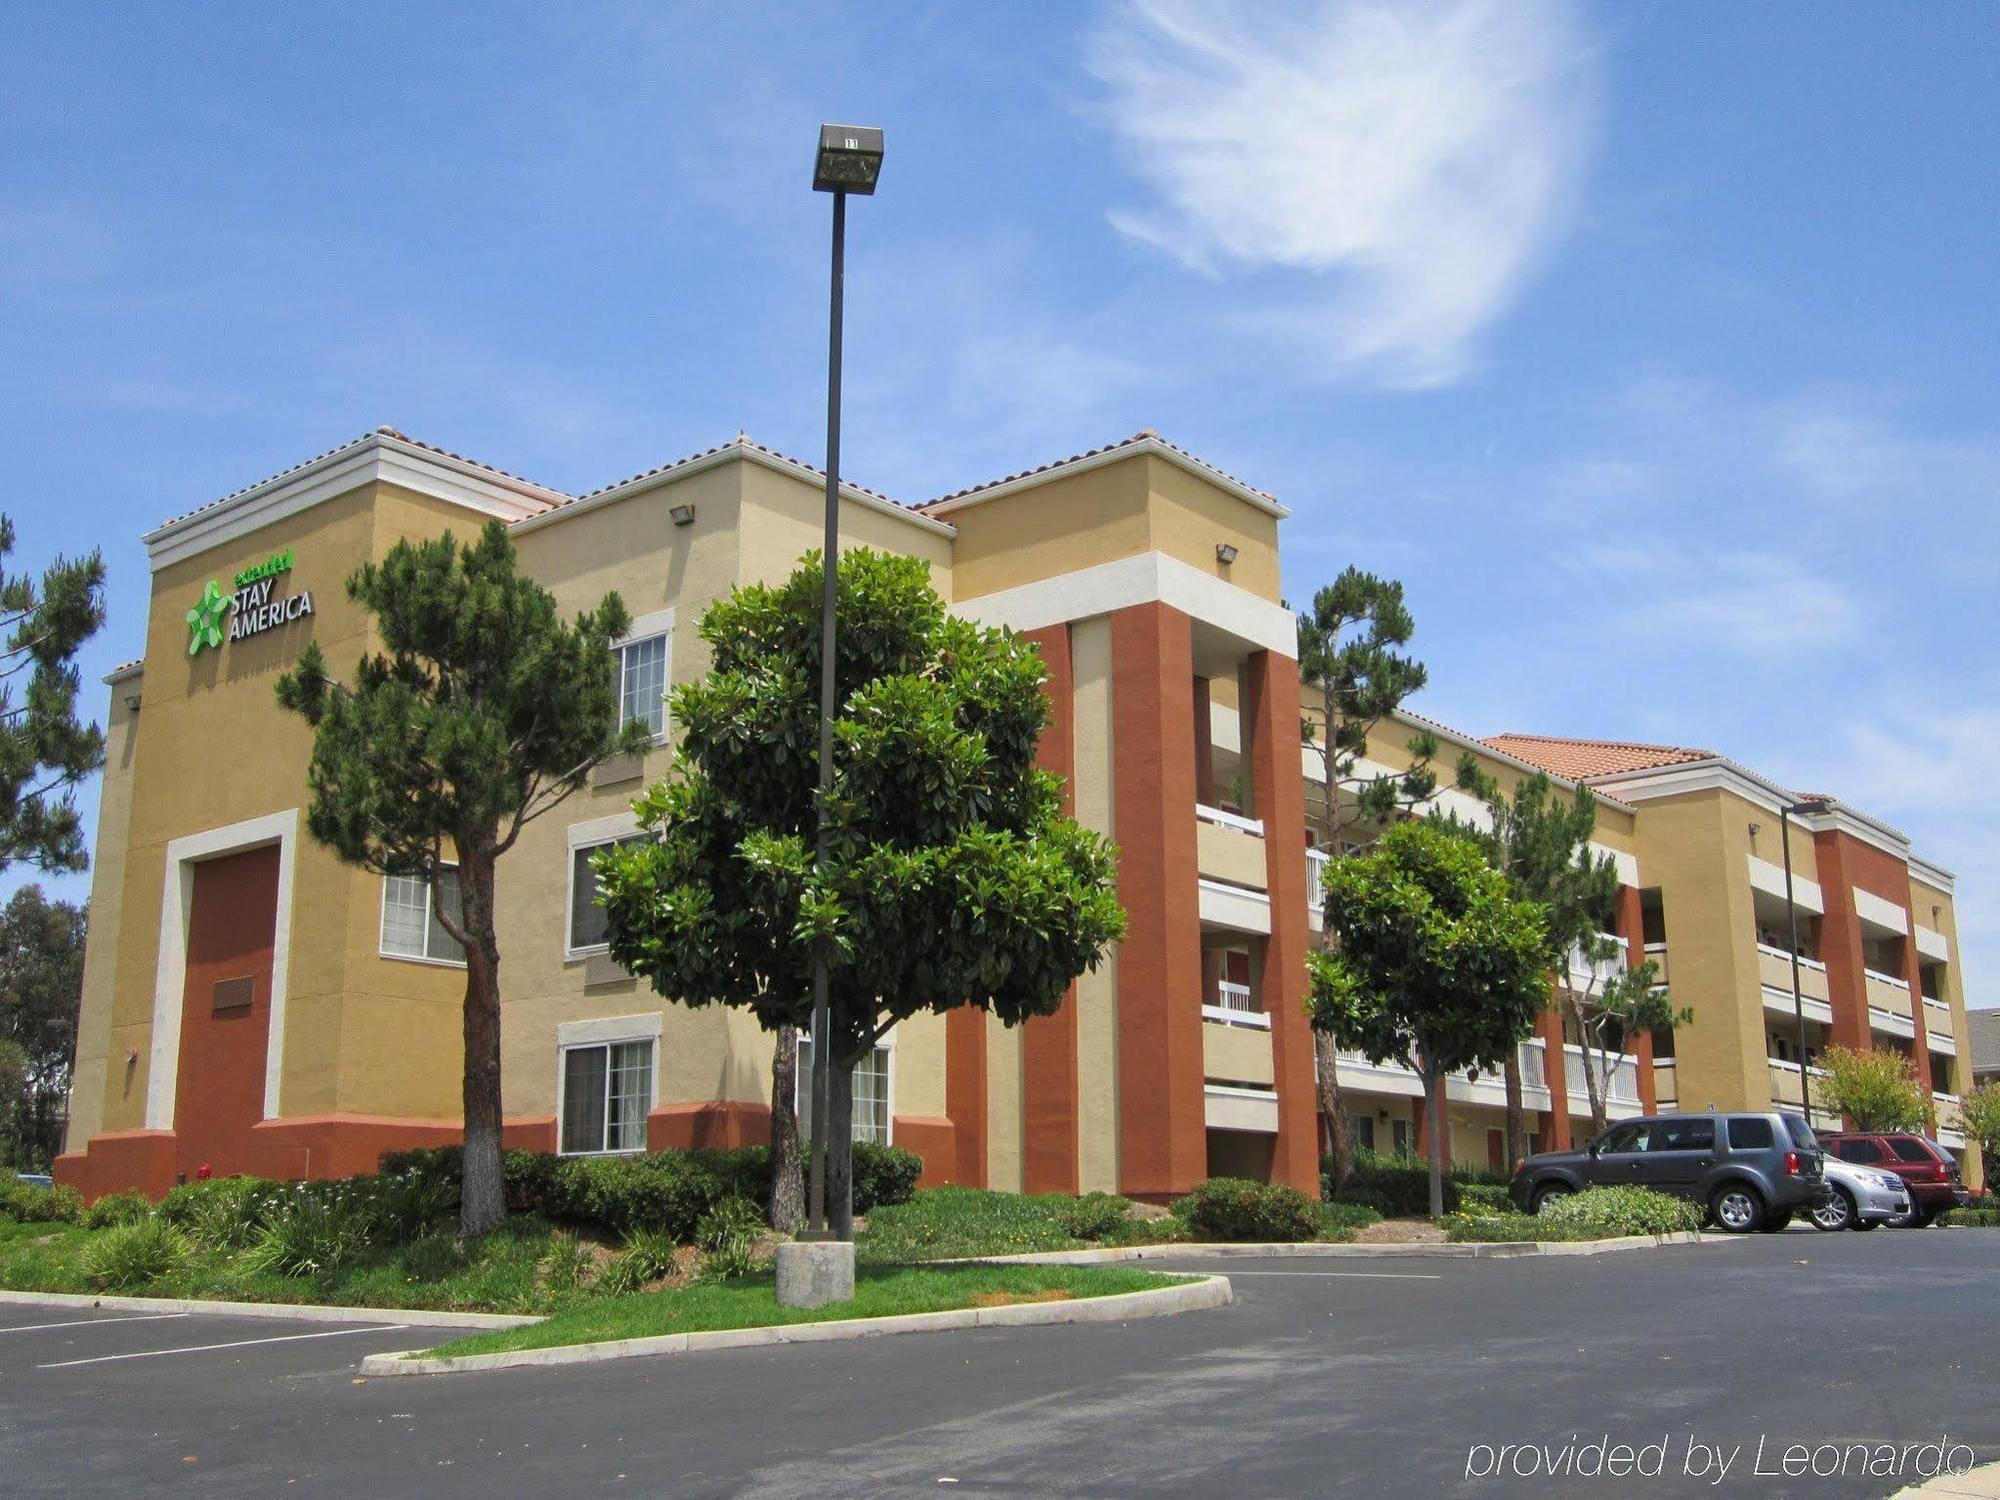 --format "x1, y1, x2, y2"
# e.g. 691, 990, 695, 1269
1565, 932, 1628, 992
1565, 1044, 1639, 1103
1757, 941, 1828, 974
1203, 979, 1269, 1031
1305, 845, 1331, 893
1865, 967, 1910, 992
1196, 804, 1265, 837
1518, 1039, 1547, 1090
